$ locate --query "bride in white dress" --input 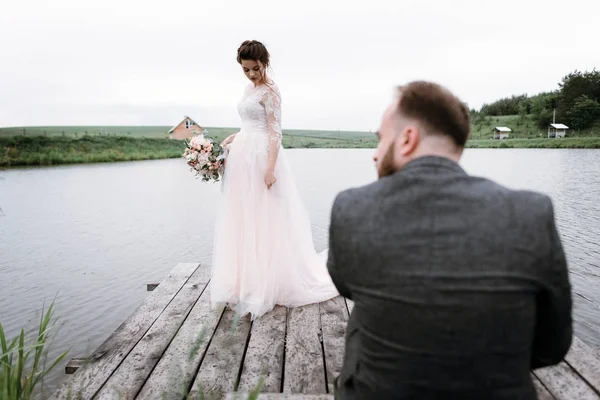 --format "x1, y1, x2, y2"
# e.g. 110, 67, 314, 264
210, 40, 339, 319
